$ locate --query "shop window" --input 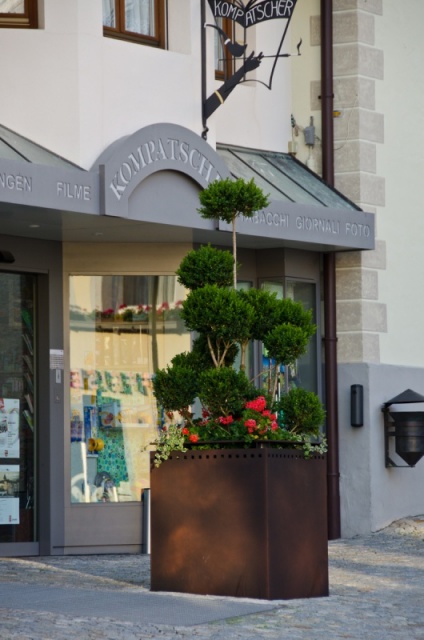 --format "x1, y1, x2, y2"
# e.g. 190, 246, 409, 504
214, 16, 234, 80
103, 0, 165, 48
0, 0, 37, 28
260, 280, 318, 396
286, 280, 318, 394
69, 275, 189, 504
